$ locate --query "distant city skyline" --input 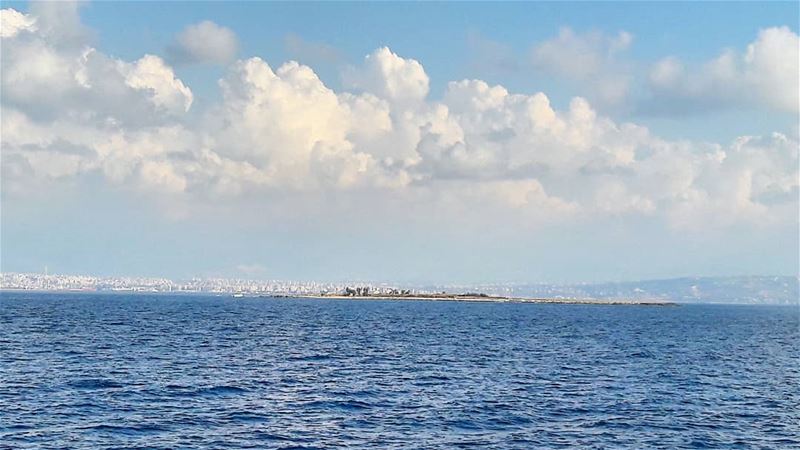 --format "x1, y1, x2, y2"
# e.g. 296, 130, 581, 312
2, 271, 796, 305
1, 2, 798, 283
